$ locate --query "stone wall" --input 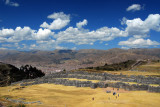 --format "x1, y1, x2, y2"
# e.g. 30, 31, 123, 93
11, 70, 160, 92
